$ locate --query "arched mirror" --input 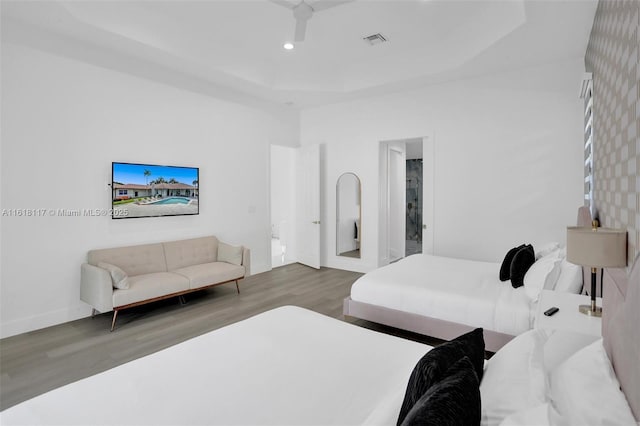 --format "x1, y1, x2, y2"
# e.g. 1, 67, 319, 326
336, 172, 361, 258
